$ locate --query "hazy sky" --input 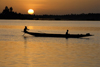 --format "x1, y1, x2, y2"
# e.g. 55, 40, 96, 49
0, 0, 100, 15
